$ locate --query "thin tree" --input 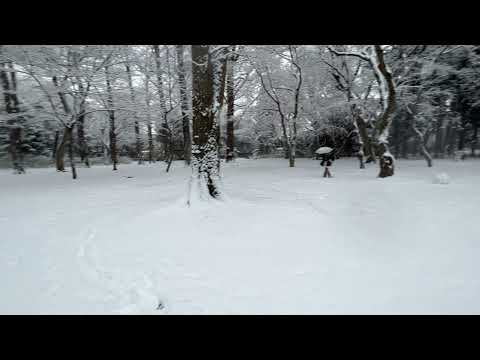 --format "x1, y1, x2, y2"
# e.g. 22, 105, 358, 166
105, 65, 118, 171
152, 45, 170, 162
125, 62, 143, 164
